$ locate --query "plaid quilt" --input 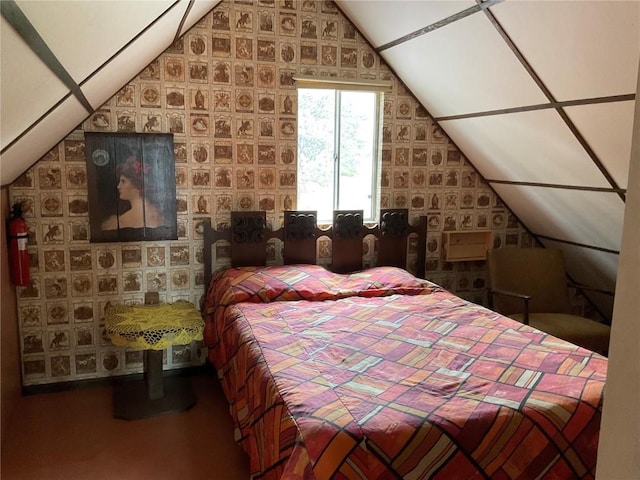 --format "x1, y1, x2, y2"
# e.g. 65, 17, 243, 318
204, 265, 606, 480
